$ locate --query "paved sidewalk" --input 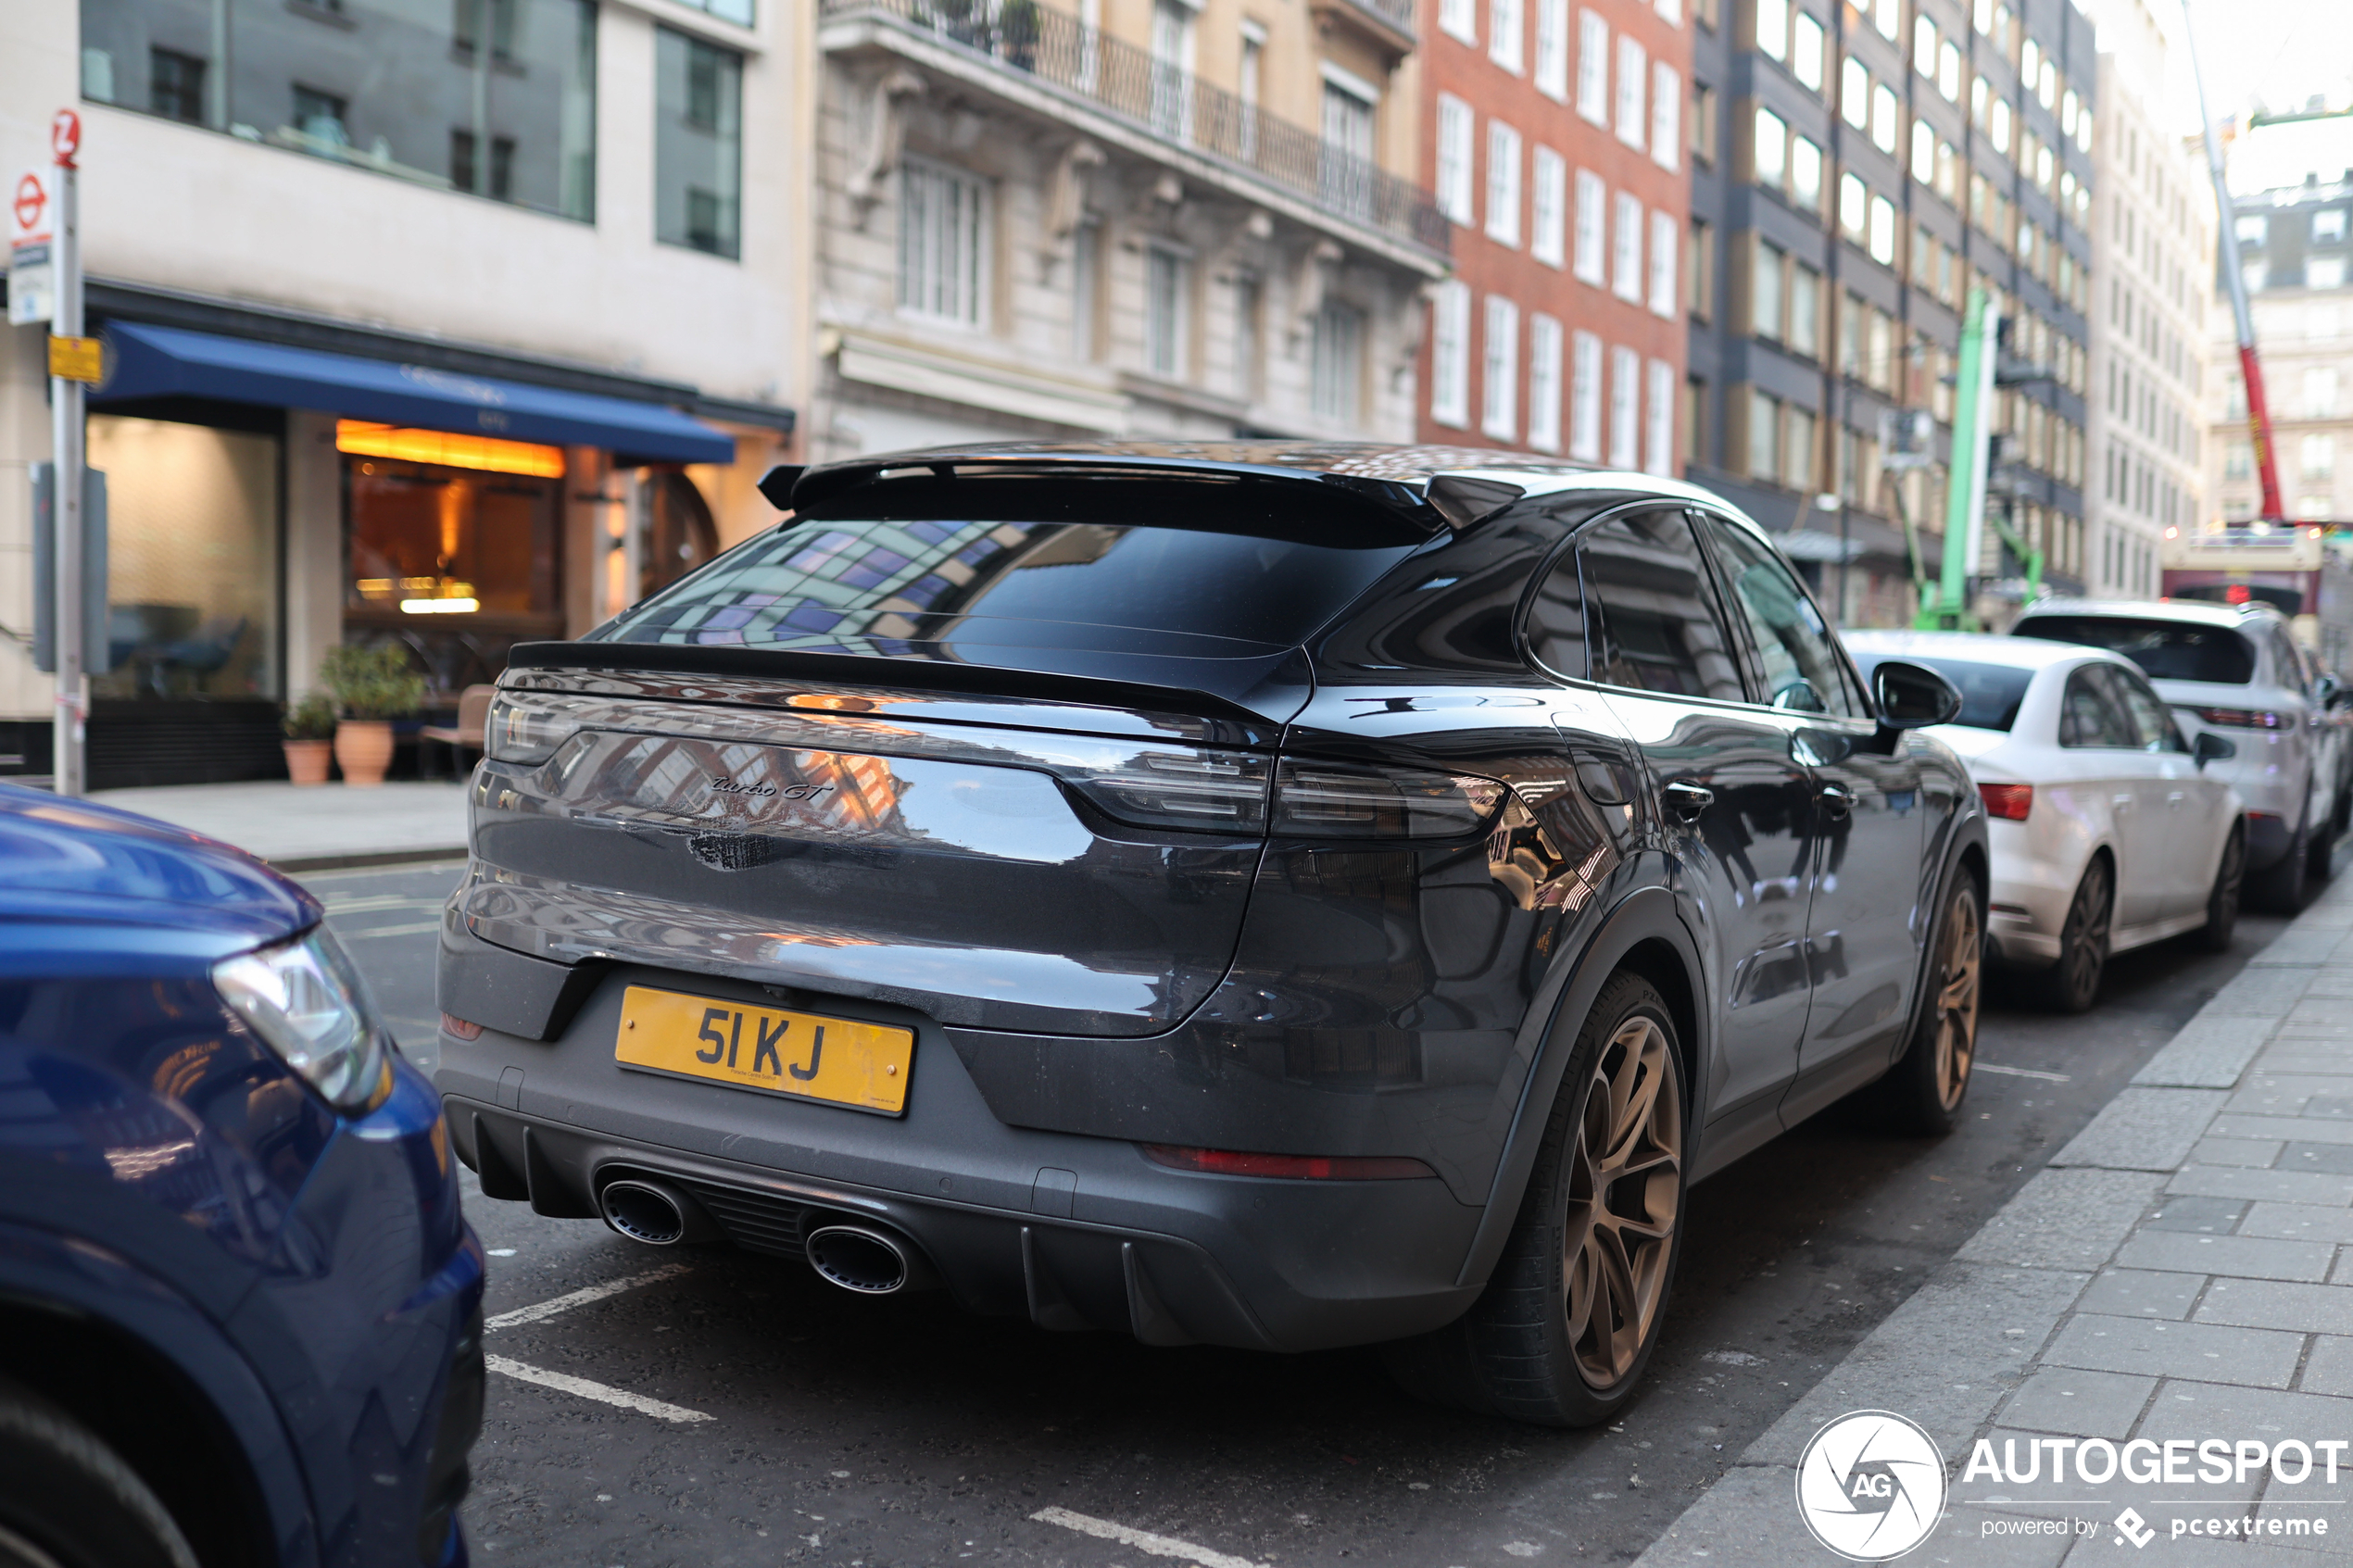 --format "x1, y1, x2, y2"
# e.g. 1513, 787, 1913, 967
88, 780, 469, 870
1635, 878, 2353, 1566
